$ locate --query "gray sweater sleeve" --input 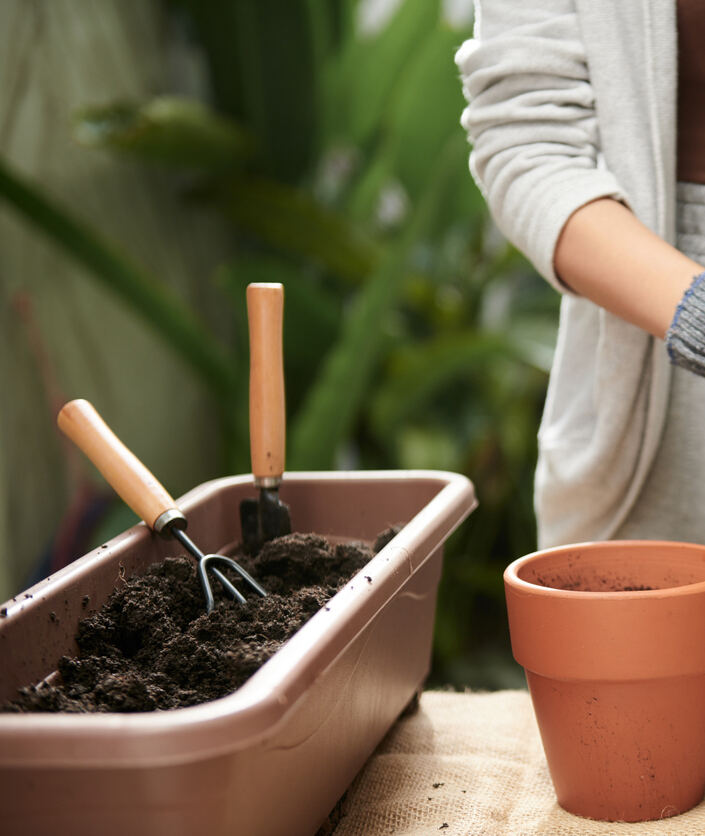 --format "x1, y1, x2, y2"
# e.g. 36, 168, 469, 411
455, 0, 630, 290
666, 272, 705, 376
